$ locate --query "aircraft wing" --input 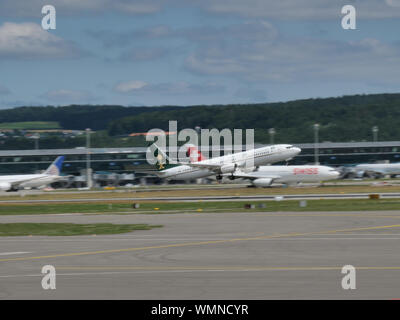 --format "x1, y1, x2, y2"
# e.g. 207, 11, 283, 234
134, 170, 165, 177
369, 169, 387, 174
4, 176, 46, 188
227, 171, 281, 181
179, 162, 223, 171
355, 167, 387, 176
